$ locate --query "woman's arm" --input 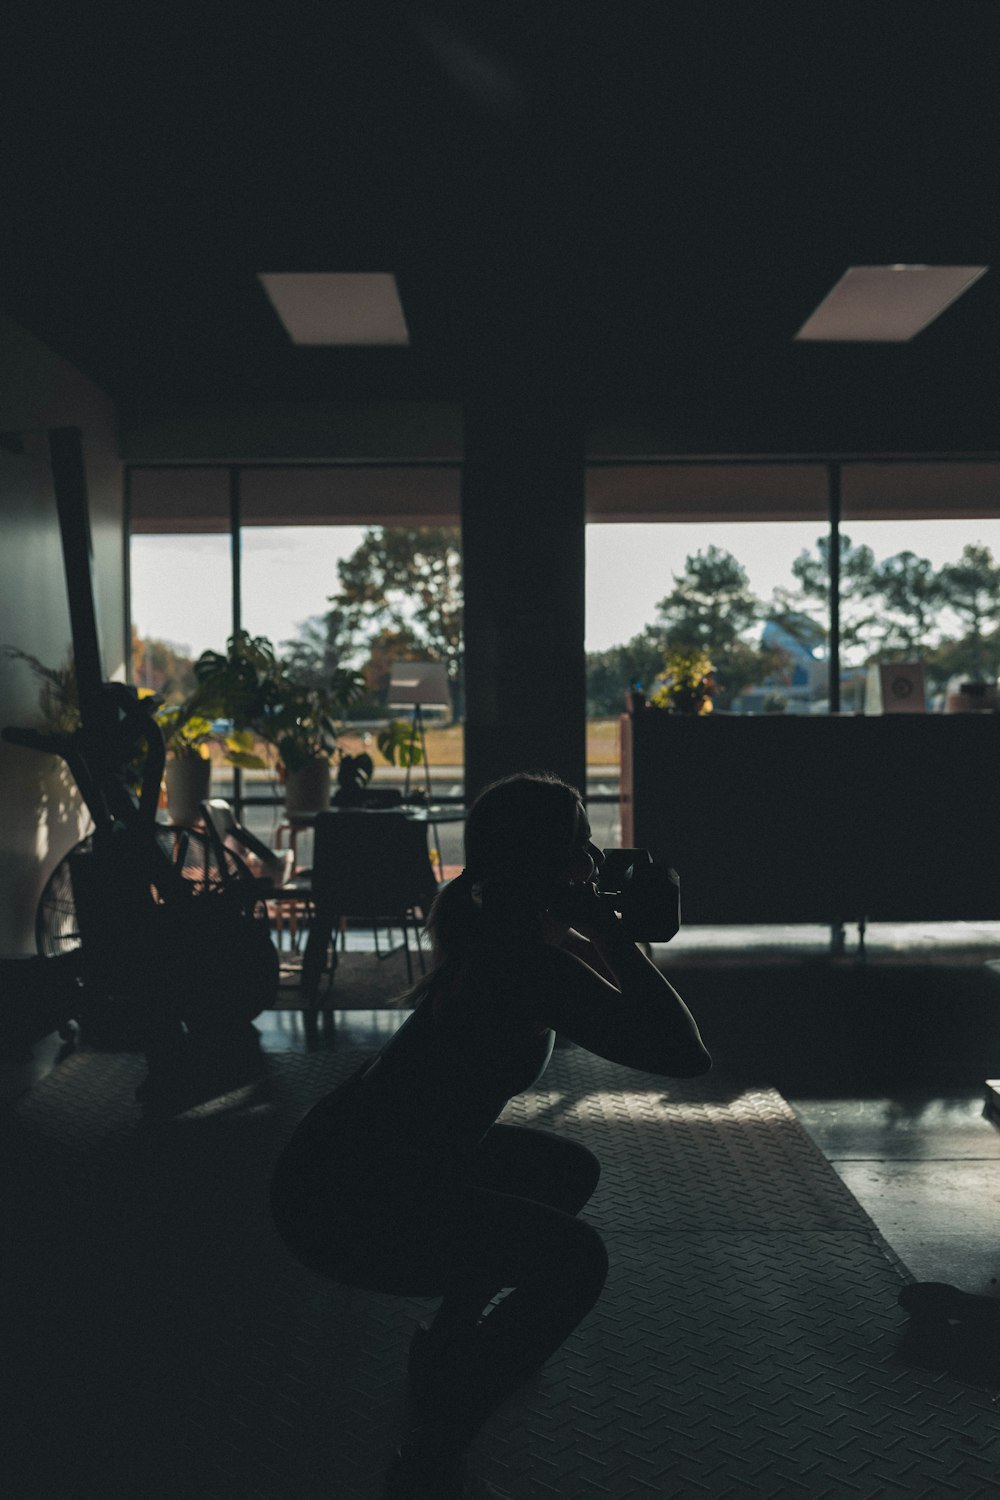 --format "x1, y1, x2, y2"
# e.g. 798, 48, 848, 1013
542, 893, 711, 1078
